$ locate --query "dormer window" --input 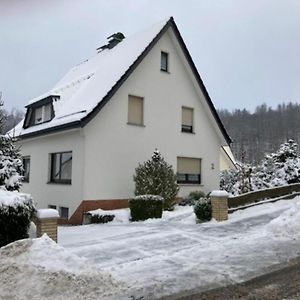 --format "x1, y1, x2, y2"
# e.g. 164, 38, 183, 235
34, 103, 52, 124
23, 95, 58, 128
